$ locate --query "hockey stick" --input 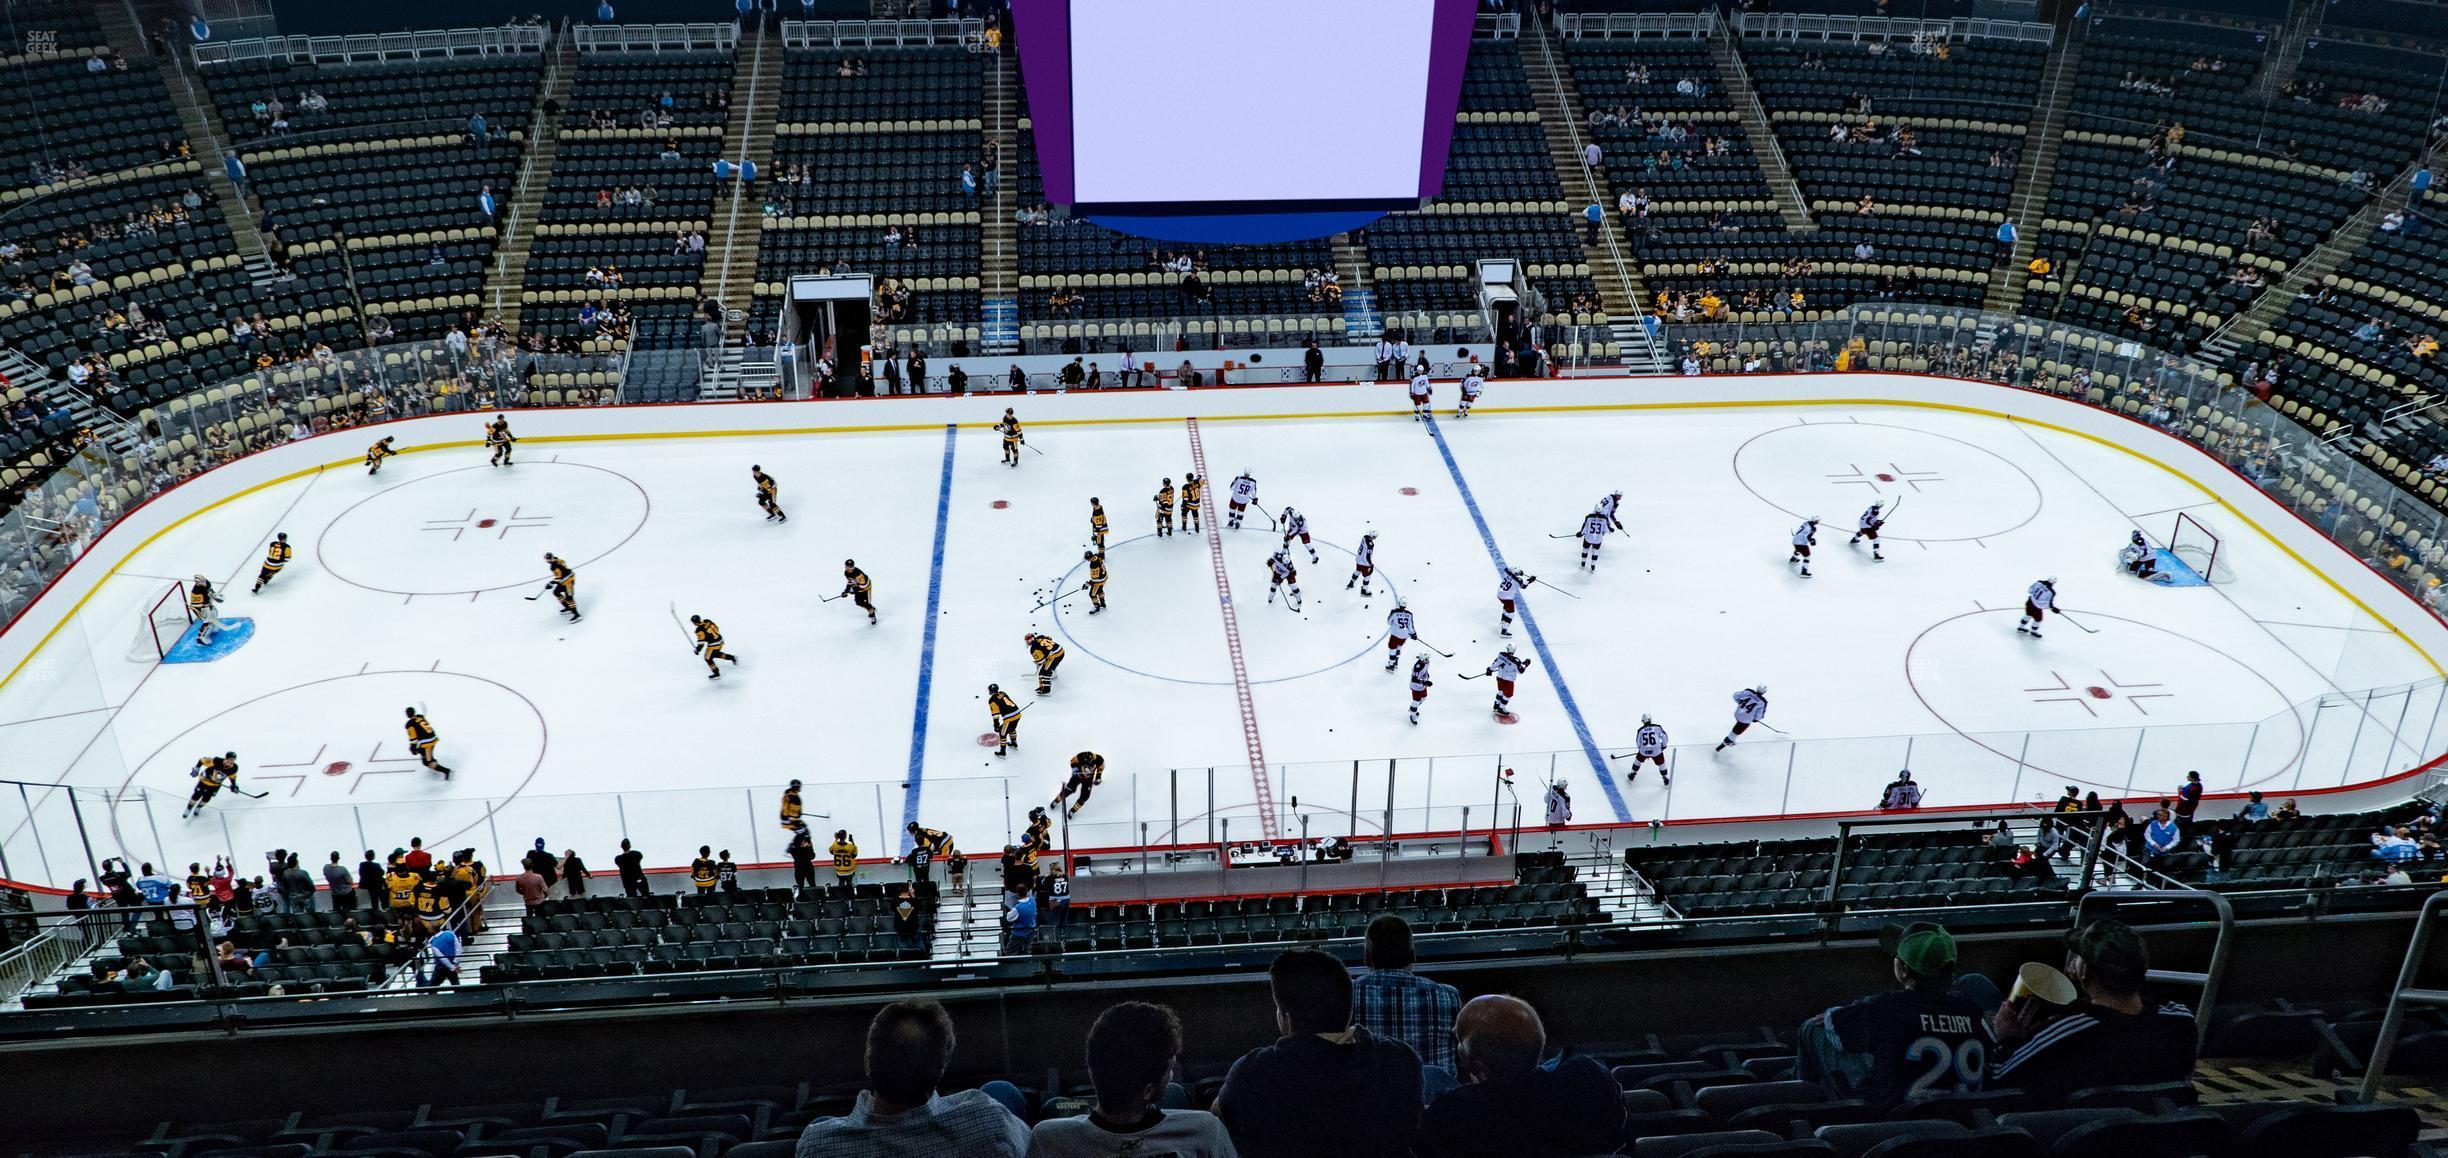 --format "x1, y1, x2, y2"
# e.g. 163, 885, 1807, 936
1456, 672, 1486, 681
667, 602, 695, 645
229, 786, 269, 799
2054, 608, 2103, 635
1754, 721, 1790, 735
1536, 583, 1584, 600
1412, 638, 1455, 659
1029, 586, 1083, 612
522, 580, 553, 601
817, 593, 846, 603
